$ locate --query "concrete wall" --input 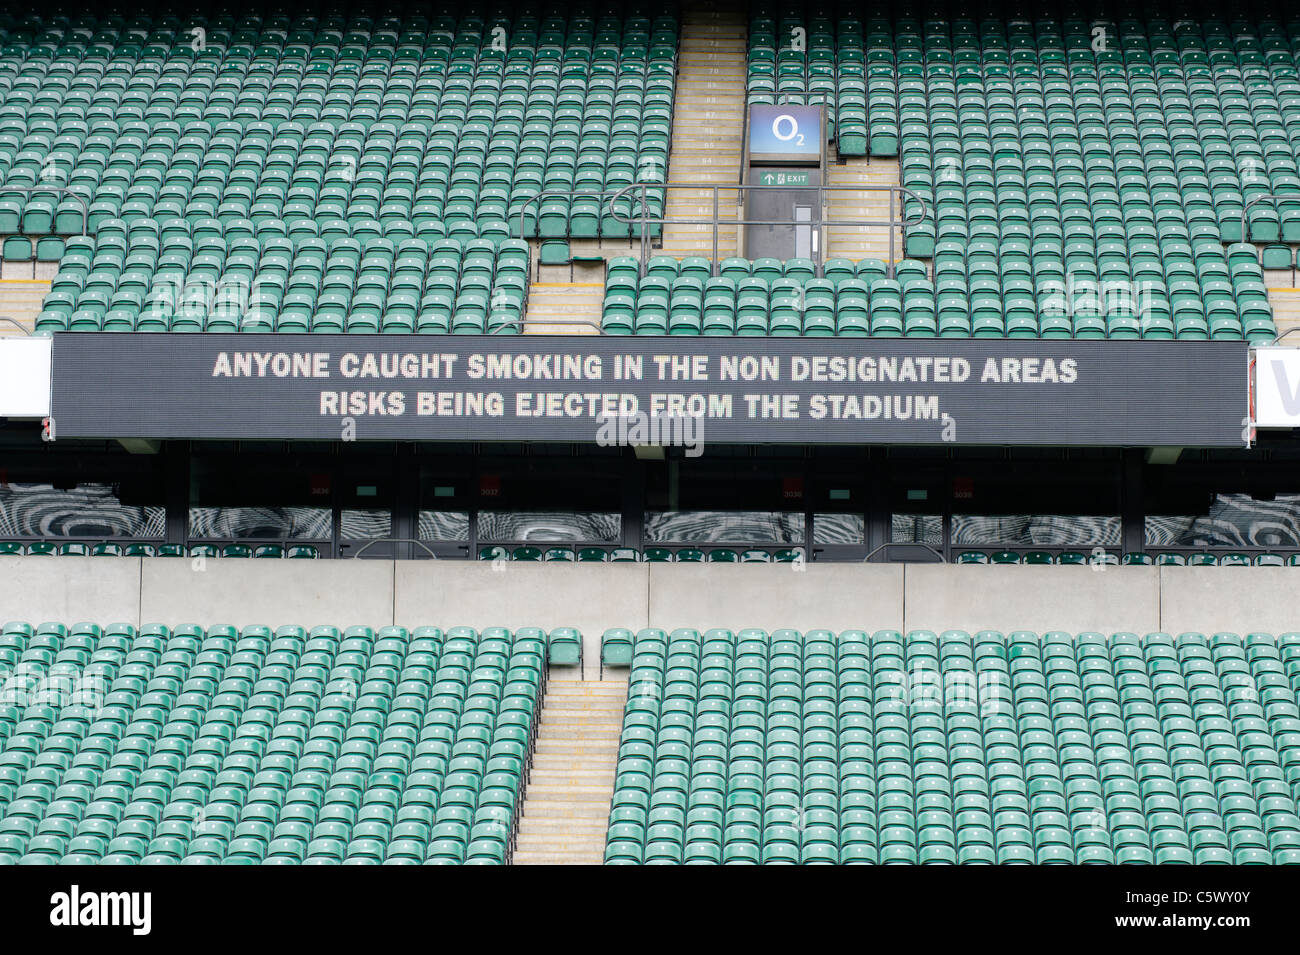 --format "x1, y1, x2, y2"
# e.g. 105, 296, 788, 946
647, 563, 903, 633
0, 556, 140, 625
903, 564, 1161, 635
1159, 566, 1300, 636
3, 557, 1300, 642
139, 558, 396, 631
